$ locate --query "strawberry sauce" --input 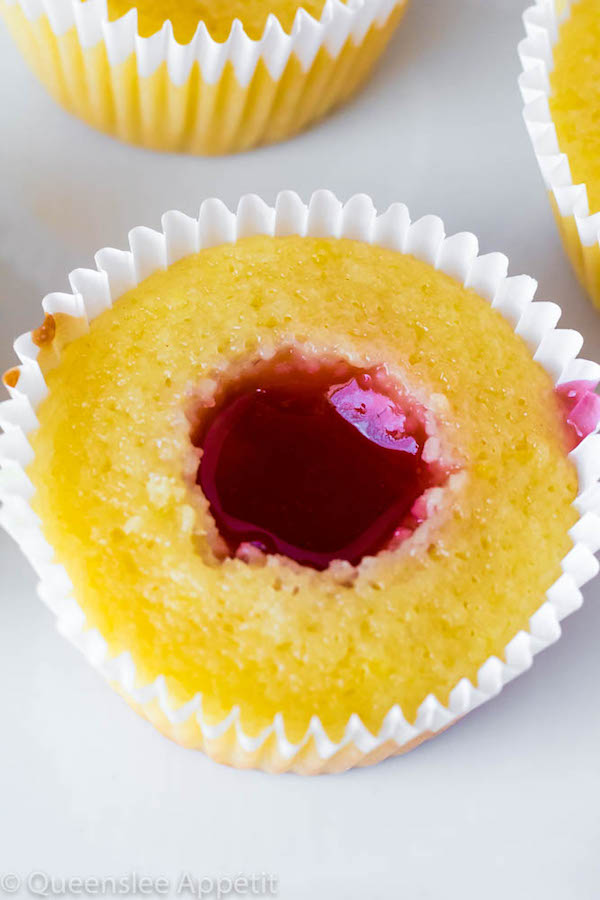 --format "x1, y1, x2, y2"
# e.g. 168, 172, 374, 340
196, 367, 437, 570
